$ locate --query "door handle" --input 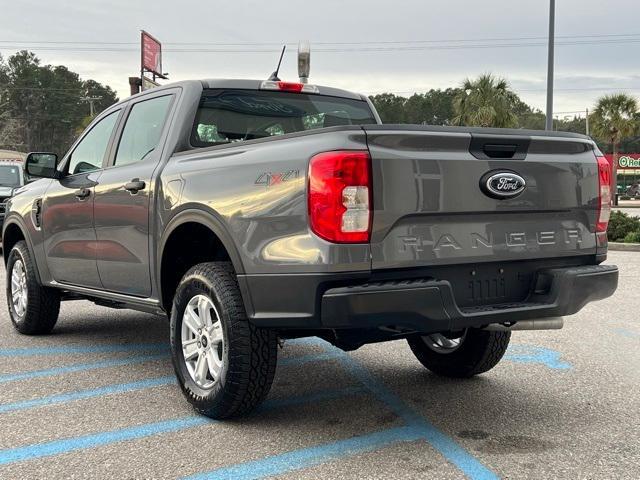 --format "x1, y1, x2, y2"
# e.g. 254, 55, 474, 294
124, 179, 146, 194
74, 188, 91, 200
